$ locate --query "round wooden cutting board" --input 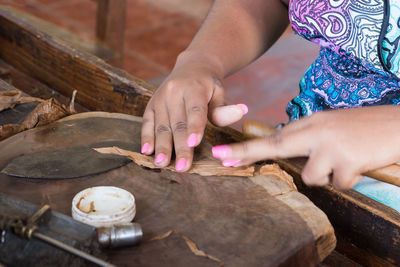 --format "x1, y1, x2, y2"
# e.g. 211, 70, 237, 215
0, 112, 335, 266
